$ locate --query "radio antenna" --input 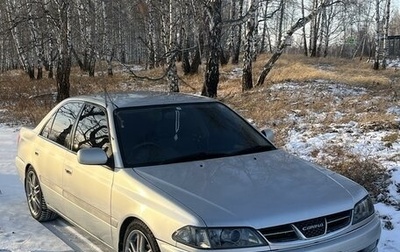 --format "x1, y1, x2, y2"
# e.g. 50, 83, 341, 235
103, 84, 118, 109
